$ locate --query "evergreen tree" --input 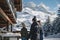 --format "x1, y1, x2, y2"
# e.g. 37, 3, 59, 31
43, 16, 52, 37
52, 7, 60, 34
